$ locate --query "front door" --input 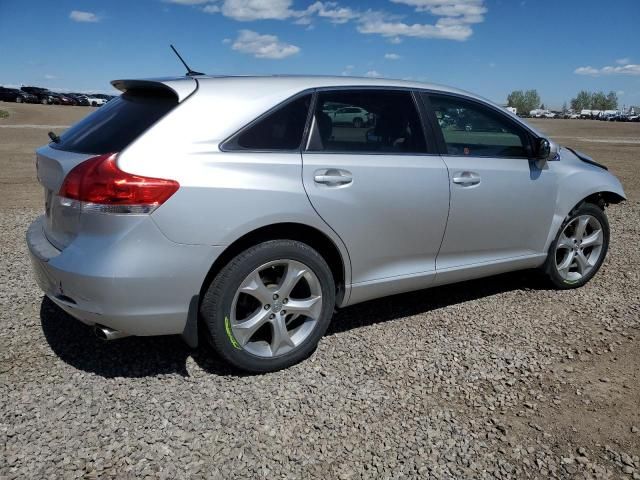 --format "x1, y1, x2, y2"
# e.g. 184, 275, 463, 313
425, 93, 558, 270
